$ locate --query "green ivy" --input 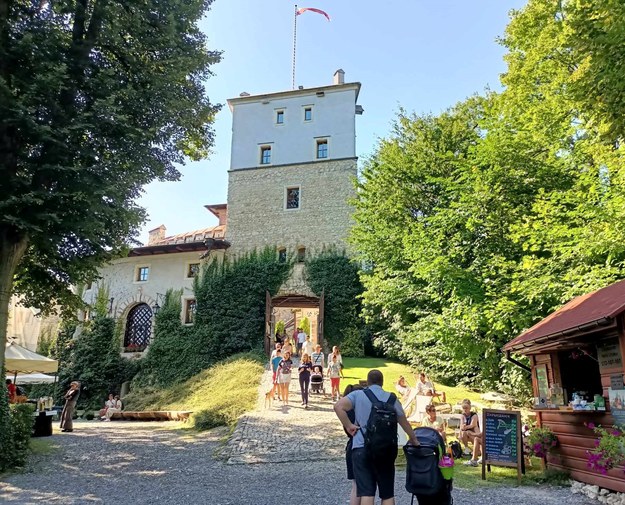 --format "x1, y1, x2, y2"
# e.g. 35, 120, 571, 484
305, 250, 366, 356
0, 376, 14, 471
59, 317, 138, 409
134, 250, 291, 387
